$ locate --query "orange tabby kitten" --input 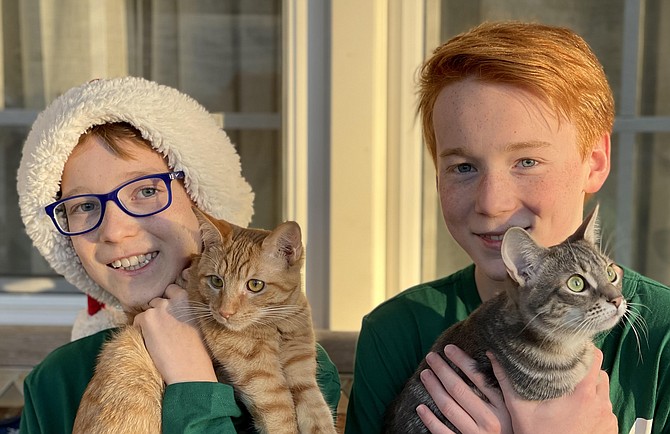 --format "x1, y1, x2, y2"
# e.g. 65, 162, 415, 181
73, 208, 336, 434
